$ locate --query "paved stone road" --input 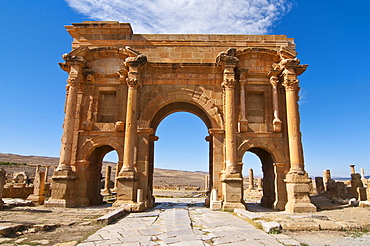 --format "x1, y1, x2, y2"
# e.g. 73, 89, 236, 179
78, 198, 300, 246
